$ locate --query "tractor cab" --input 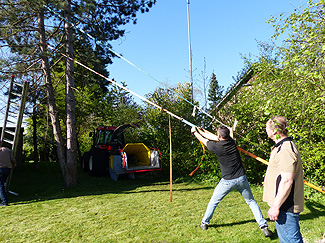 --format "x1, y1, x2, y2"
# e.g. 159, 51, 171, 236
88, 125, 126, 155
